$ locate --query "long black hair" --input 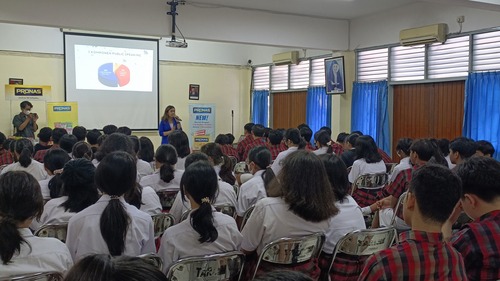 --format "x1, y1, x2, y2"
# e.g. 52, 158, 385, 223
169, 130, 190, 158
94, 133, 135, 162
45, 148, 71, 198
180, 161, 219, 243
60, 159, 99, 213
138, 137, 155, 163
95, 151, 136, 256
355, 135, 382, 163
0, 171, 43, 264
314, 130, 334, 153
284, 128, 306, 149
320, 154, 350, 202
155, 145, 178, 184
201, 143, 235, 185
14, 138, 34, 167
